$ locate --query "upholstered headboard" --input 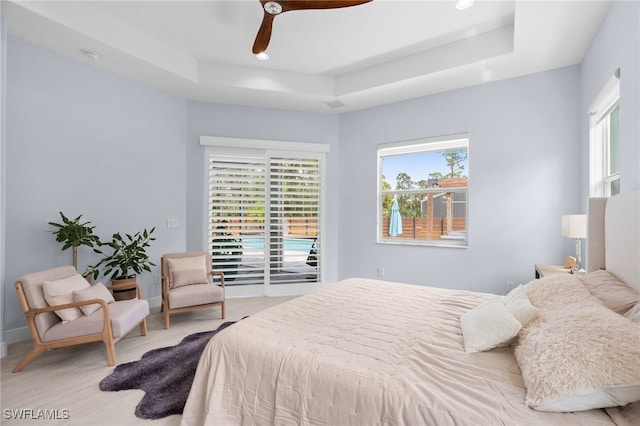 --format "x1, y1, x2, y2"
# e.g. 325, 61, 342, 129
587, 191, 640, 292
